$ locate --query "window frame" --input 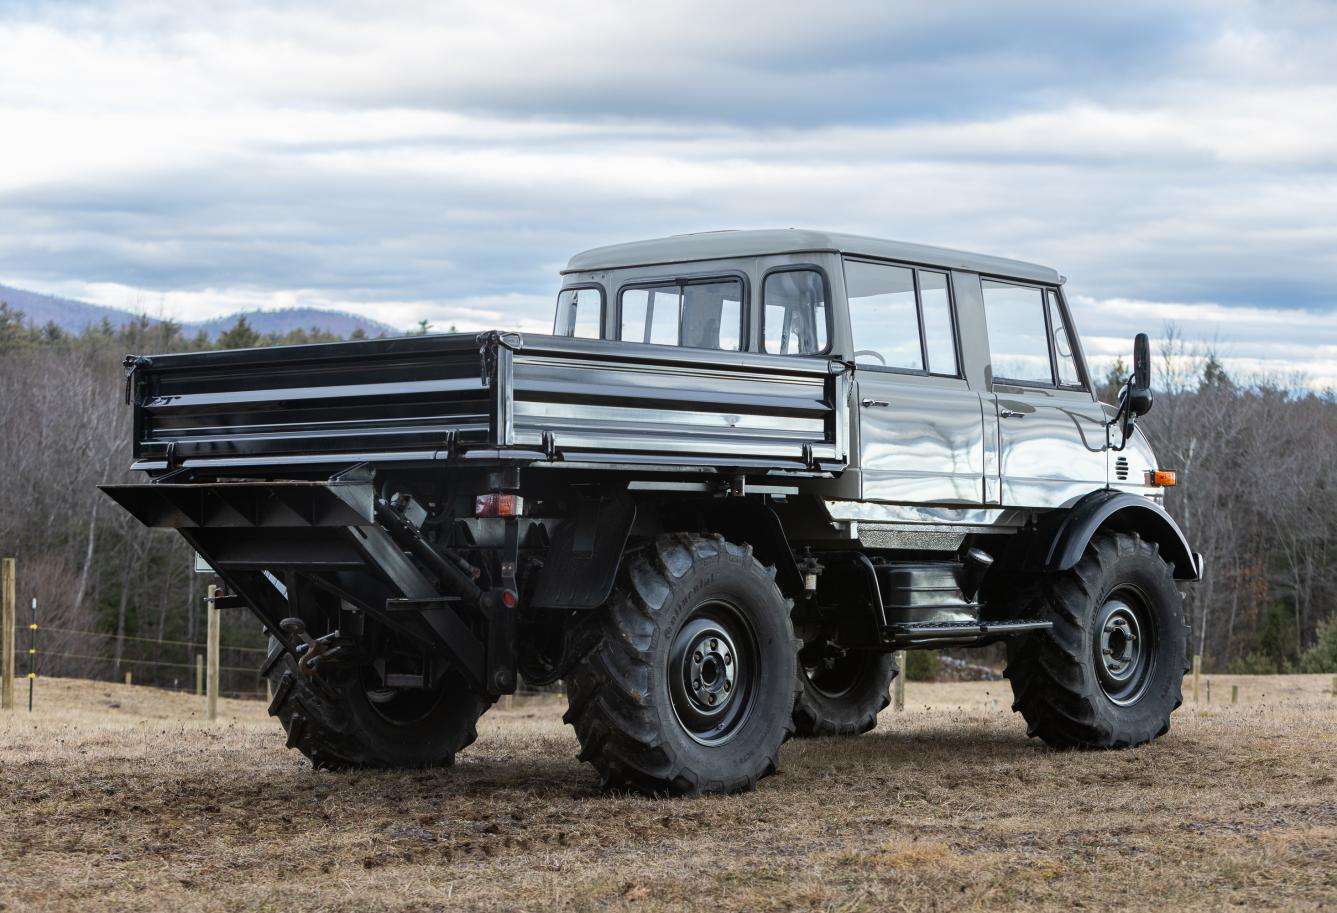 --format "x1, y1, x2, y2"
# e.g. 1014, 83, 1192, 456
841, 256, 963, 379
981, 276, 1089, 392
615, 271, 750, 353
553, 282, 606, 339
760, 263, 834, 357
